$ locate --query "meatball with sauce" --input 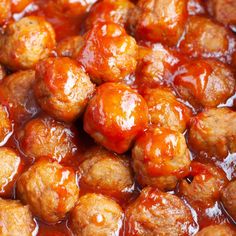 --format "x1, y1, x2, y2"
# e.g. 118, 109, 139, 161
17, 159, 79, 223
196, 224, 236, 236
84, 82, 149, 154
0, 0, 11, 25
0, 198, 36, 236
34, 57, 95, 122
125, 187, 195, 236
78, 146, 134, 200
70, 193, 123, 236
0, 16, 56, 70
77, 22, 137, 84
132, 127, 191, 190
0, 104, 12, 144
188, 108, 236, 159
